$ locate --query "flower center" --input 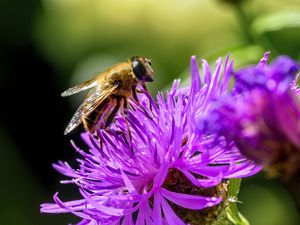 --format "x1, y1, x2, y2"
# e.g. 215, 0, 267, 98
162, 168, 228, 225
